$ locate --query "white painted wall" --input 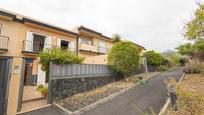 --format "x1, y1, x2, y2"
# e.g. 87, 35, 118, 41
37, 64, 46, 85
